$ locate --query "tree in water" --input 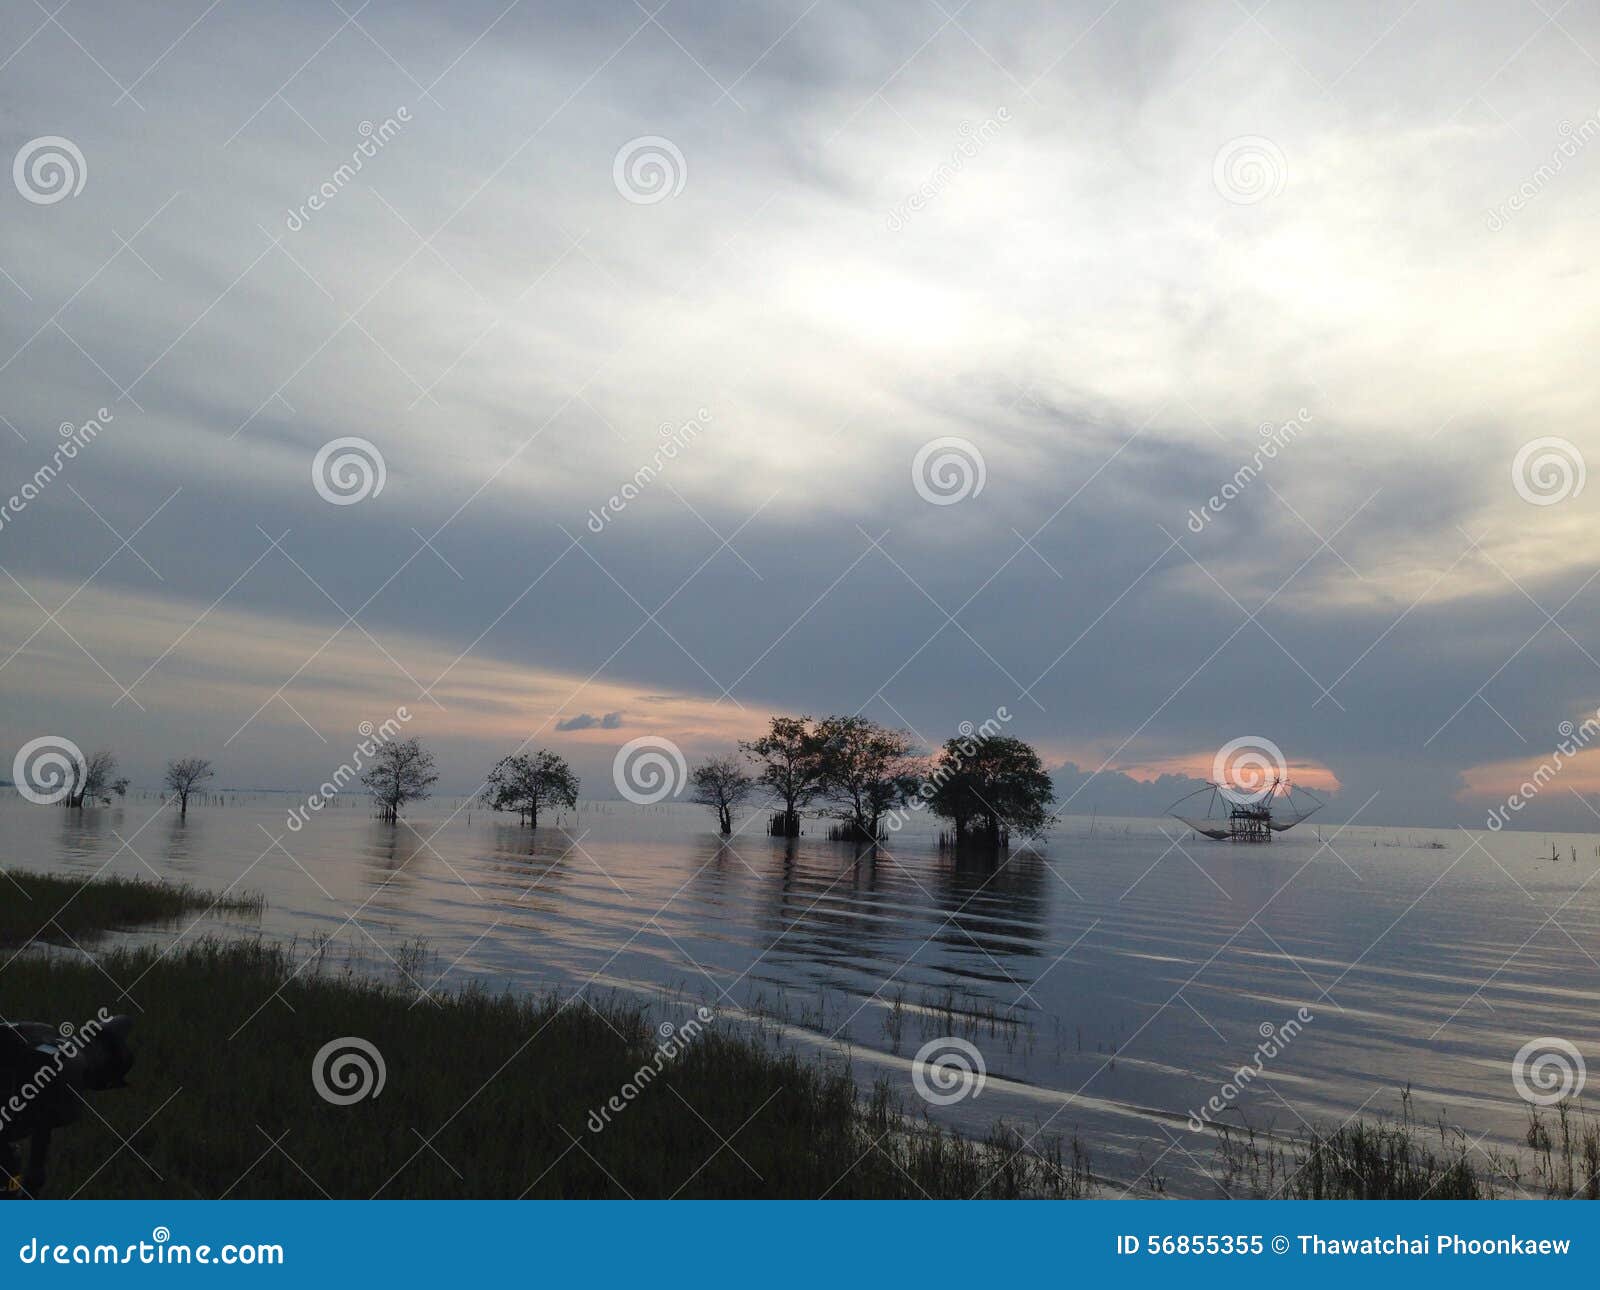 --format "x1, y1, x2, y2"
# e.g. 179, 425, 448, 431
813, 715, 919, 843
689, 755, 754, 835
62, 750, 124, 809
927, 735, 1054, 851
163, 757, 214, 817
360, 738, 438, 823
739, 715, 824, 837
482, 750, 579, 827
